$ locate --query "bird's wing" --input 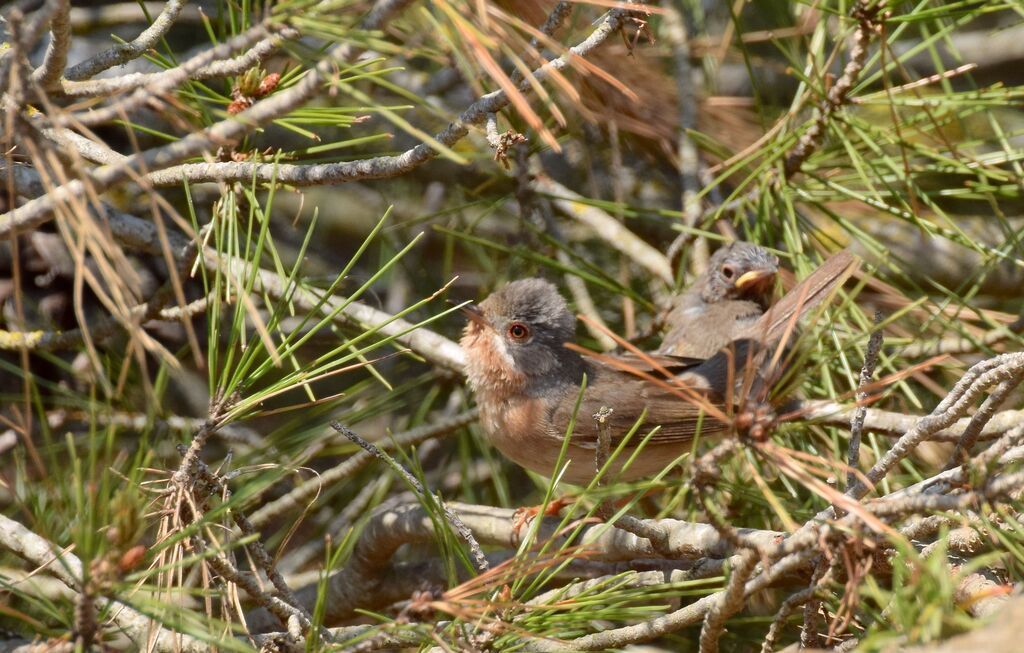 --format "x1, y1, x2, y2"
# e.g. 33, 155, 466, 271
658, 299, 766, 358
609, 352, 708, 374
741, 249, 859, 347
550, 362, 729, 450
